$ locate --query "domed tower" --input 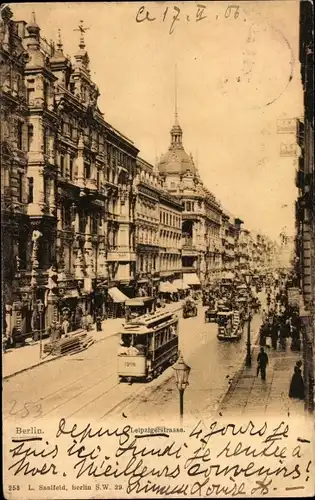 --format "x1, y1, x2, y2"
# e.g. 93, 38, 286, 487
158, 72, 196, 191
158, 109, 196, 188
